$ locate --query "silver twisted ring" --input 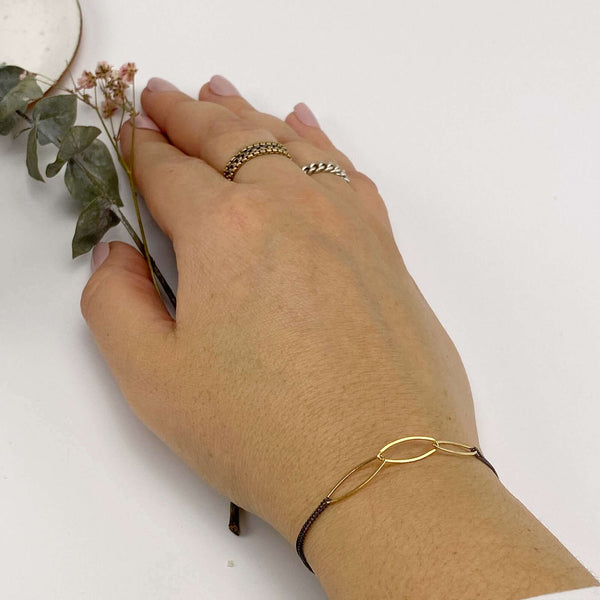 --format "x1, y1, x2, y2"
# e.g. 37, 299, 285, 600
301, 162, 350, 183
